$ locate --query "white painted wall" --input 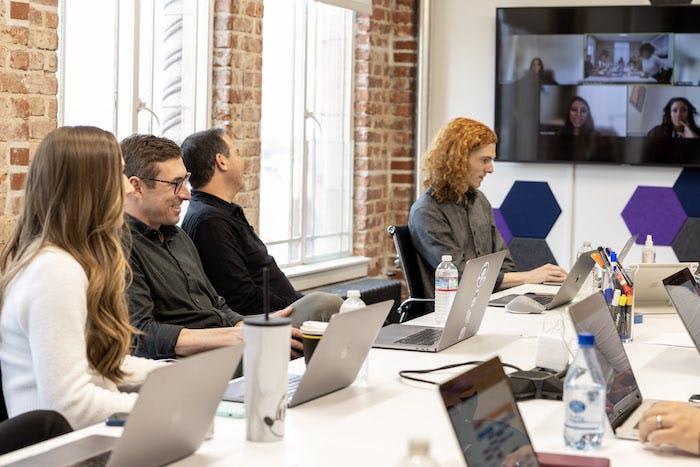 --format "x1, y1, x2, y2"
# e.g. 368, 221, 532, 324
425, 0, 688, 268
